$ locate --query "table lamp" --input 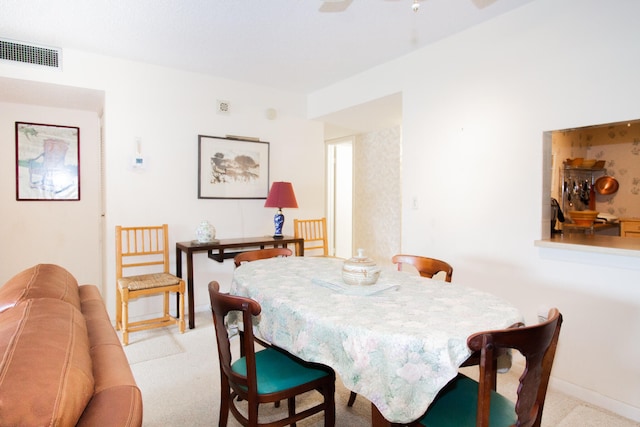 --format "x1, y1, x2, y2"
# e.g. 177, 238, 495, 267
264, 181, 298, 238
